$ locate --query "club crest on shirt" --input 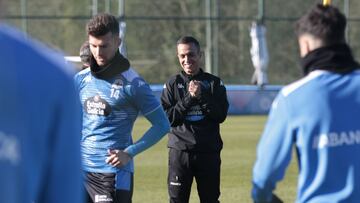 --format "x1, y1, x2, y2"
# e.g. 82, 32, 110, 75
111, 79, 123, 90
137, 80, 146, 87
84, 94, 111, 116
